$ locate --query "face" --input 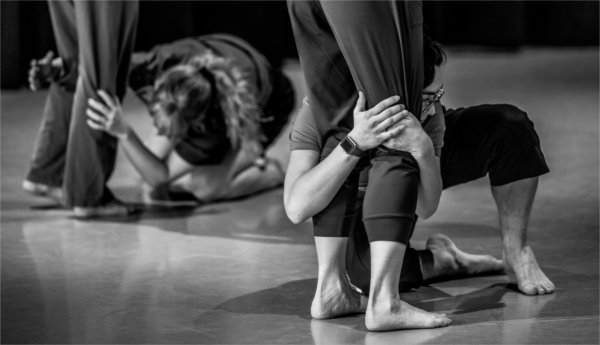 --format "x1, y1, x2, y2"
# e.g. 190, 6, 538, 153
149, 103, 172, 136
421, 65, 445, 121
